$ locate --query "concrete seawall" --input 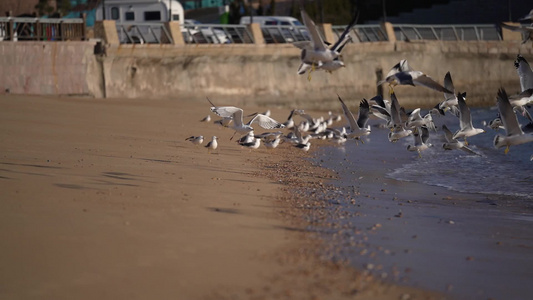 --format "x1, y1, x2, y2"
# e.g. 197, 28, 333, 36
1, 40, 532, 109
0, 41, 103, 98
